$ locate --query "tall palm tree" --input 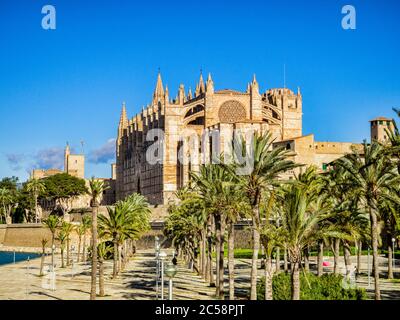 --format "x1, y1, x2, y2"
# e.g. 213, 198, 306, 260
336, 141, 400, 300
43, 215, 60, 268
26, 178, 46, 223
88, 178, 109, 300
234, 132, 299, 300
